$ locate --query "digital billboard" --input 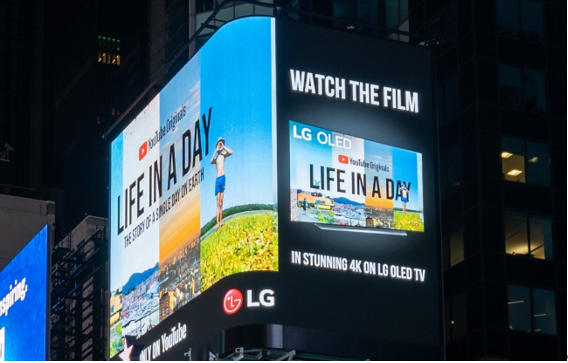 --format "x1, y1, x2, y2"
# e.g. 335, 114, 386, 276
0, 225, 49, 361
110, 17, 441, 361
109, 18, 277, 357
